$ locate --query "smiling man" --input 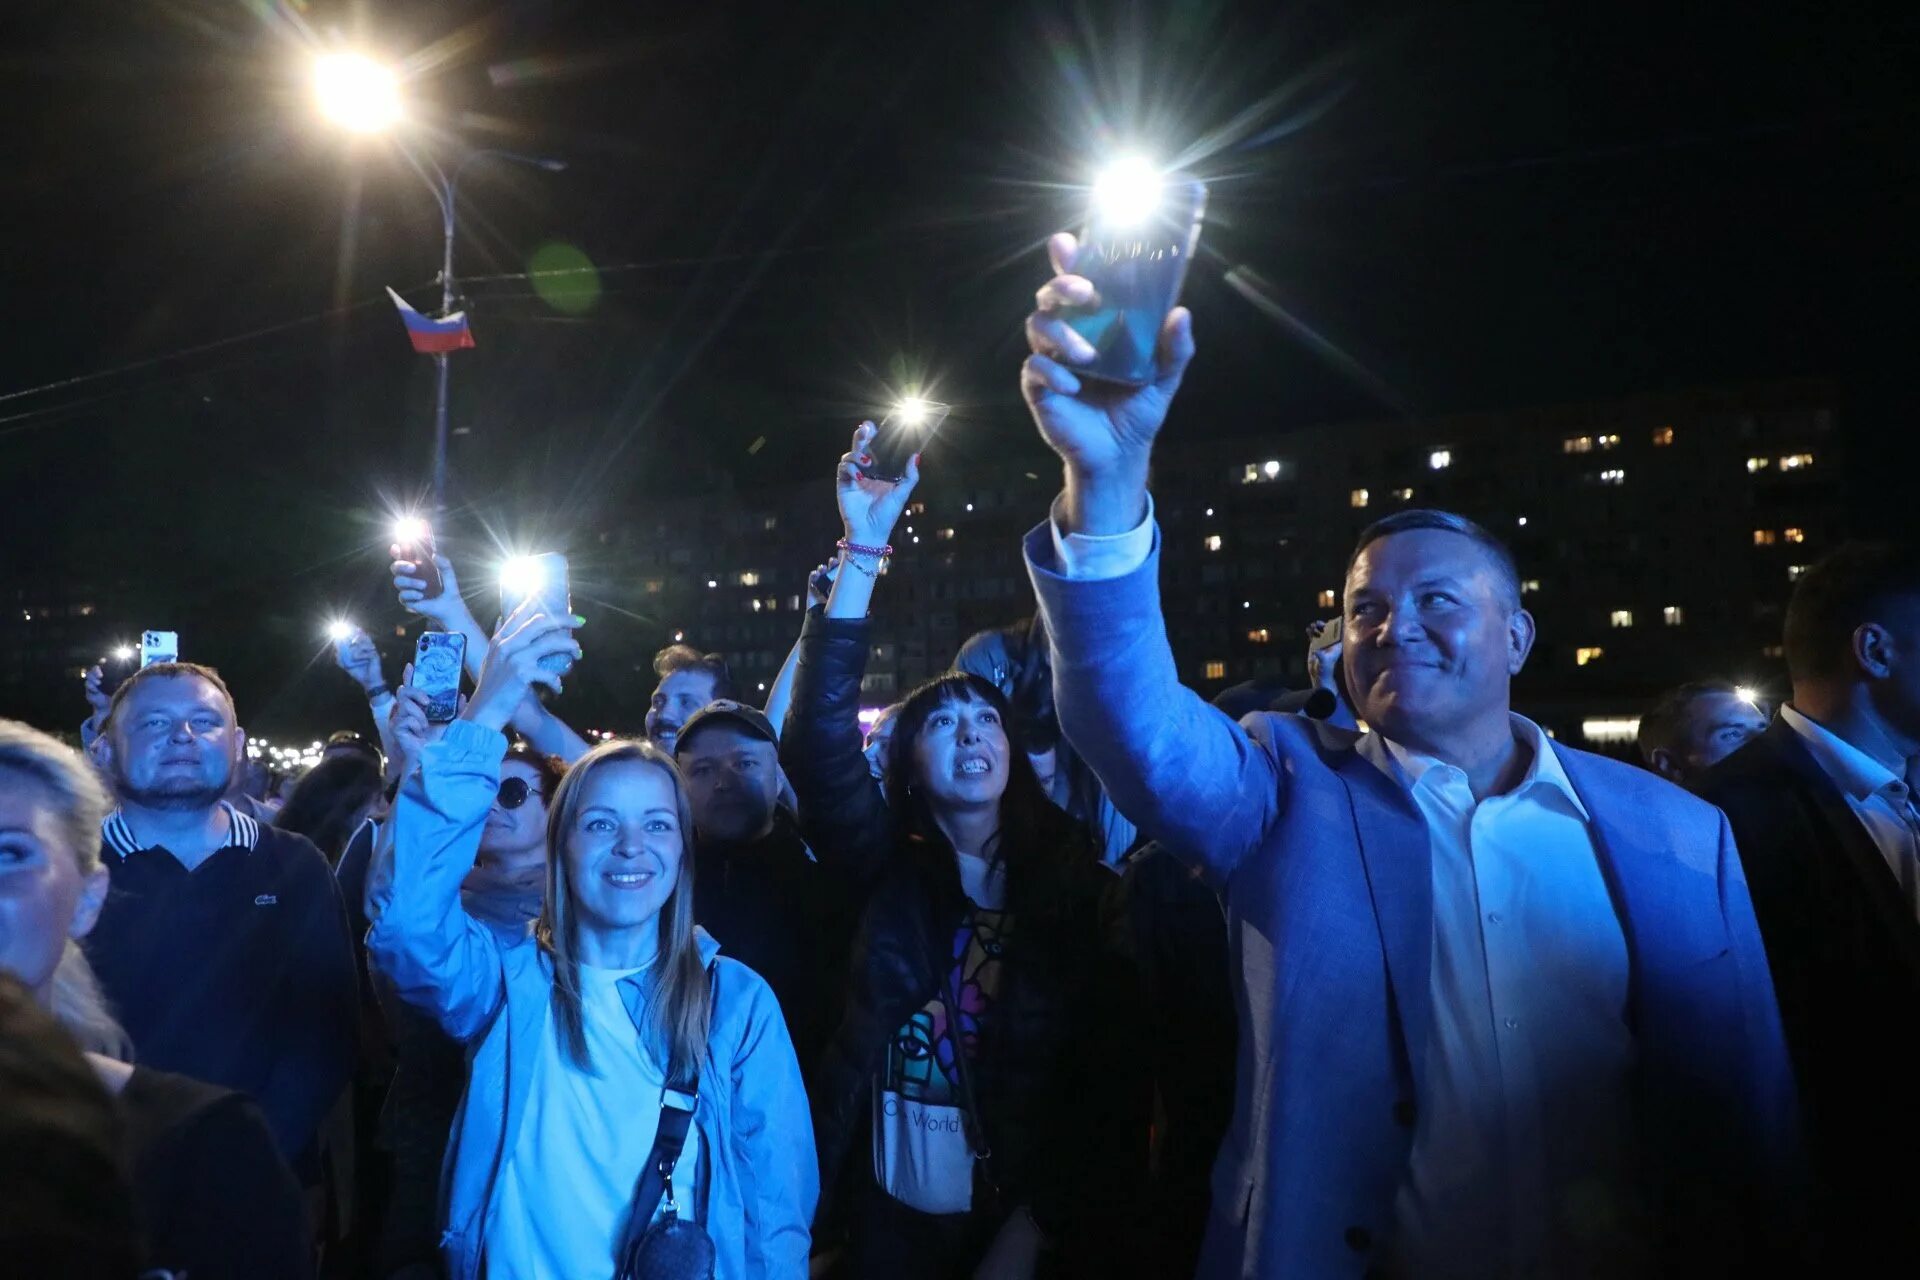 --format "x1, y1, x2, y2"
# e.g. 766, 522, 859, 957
83, 663, 358, 1179
1015, 233, 1800, 1278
